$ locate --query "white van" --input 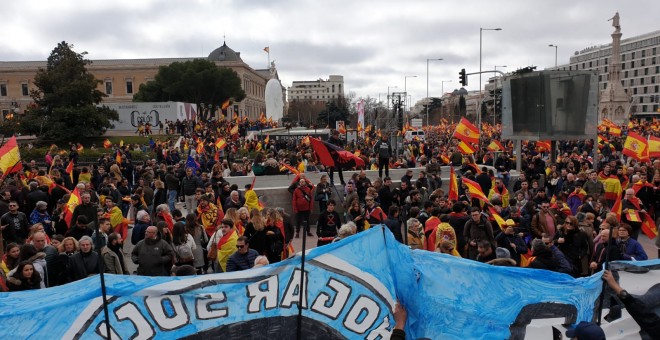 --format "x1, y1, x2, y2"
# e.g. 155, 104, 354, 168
404, 130, 425, 142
